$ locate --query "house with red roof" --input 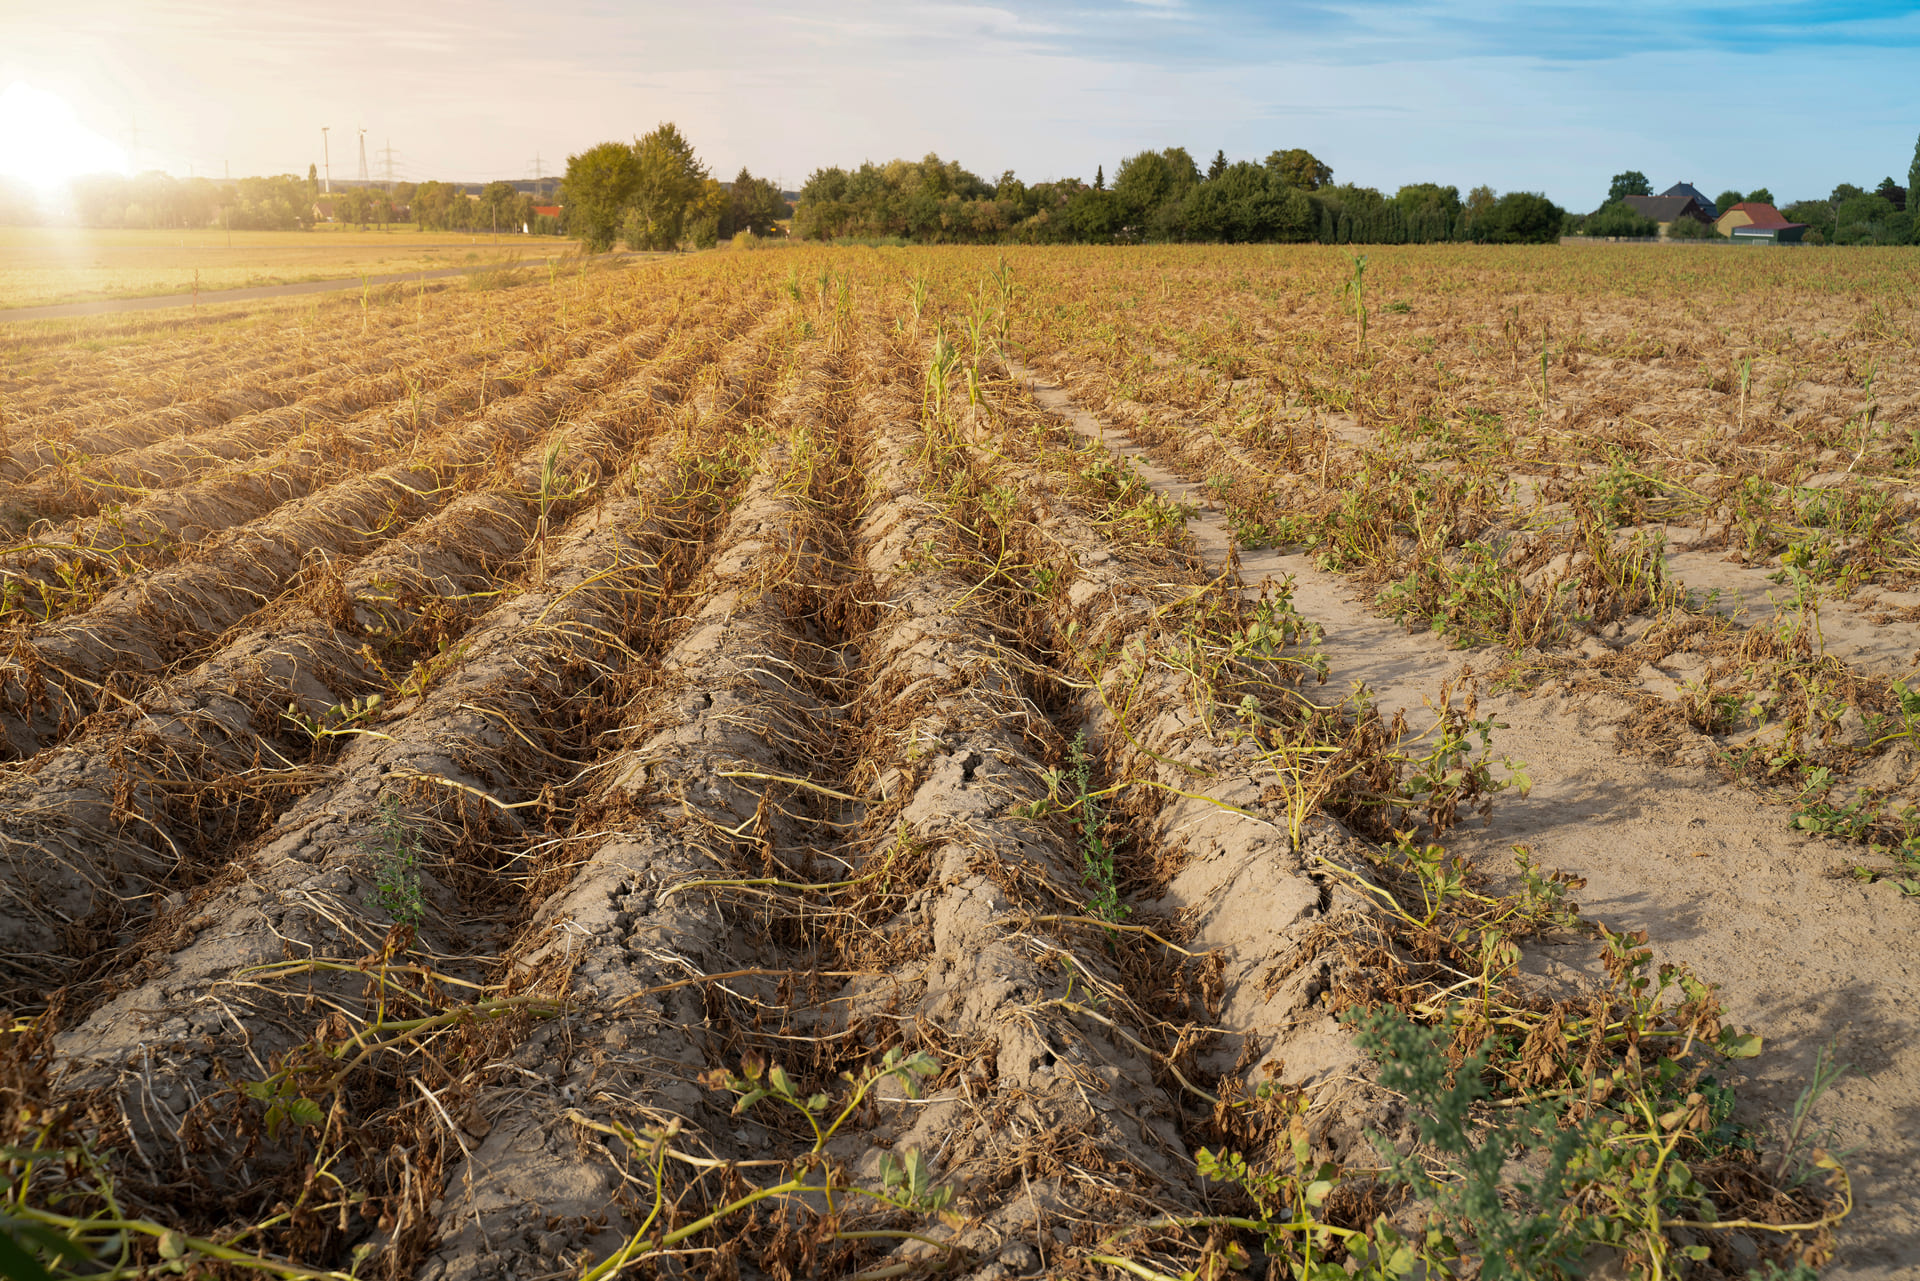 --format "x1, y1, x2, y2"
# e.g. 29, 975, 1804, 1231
1715, 202, 1806, 243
